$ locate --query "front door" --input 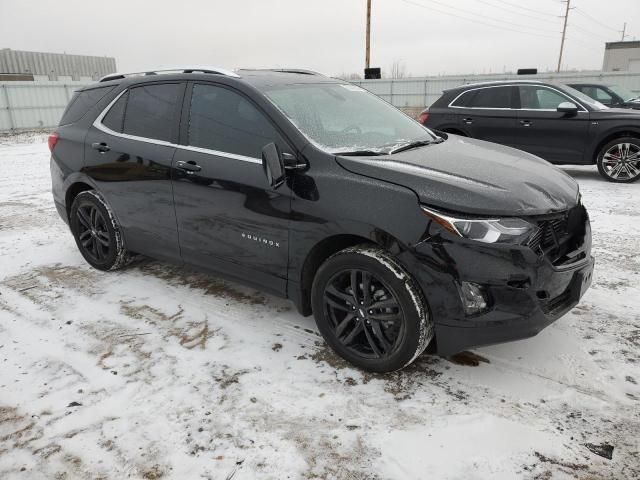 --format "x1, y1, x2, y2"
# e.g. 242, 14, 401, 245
172, 82, 293, 295
83, 82, 185, 260
514, 85, 590, 164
